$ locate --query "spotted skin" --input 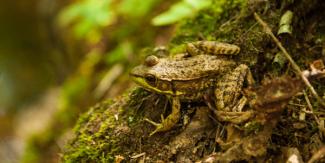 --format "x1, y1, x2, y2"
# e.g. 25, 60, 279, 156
186, 41, 240, 56
215, 64, 250, 112
130, 41, 251, 136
